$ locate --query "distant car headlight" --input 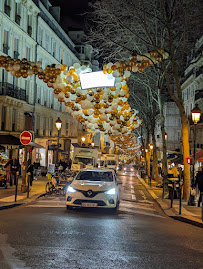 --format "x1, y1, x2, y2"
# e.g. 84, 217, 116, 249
124, 167, 127, 171
67, 186, 76, 193
106, 188, 116, 195
131, 168, 134, 171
